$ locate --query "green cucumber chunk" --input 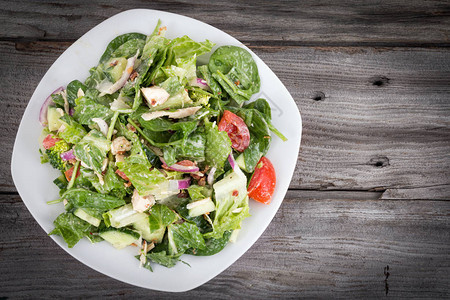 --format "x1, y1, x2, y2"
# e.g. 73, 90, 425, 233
104, 57, 128, 83
47, 106, 64, 131
132, 216, 166, 244
99, 227, 140, 249
73, 208, 101, 227
187, 197, 215, 217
